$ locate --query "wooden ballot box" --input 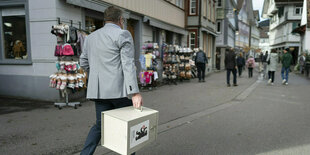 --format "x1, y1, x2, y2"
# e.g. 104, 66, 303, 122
101, 106, 158, 155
